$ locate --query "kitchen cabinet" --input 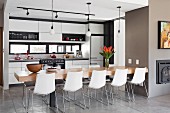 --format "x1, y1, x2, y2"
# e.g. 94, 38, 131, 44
39, 33, 62, 42
9, 19, 38, 32
86, 24, 104, 34
39, 21, 62, 33
90, 36, 104, 67
62, 23, 86, 34
65, 60, 89, 69
9, 61, 39, 84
